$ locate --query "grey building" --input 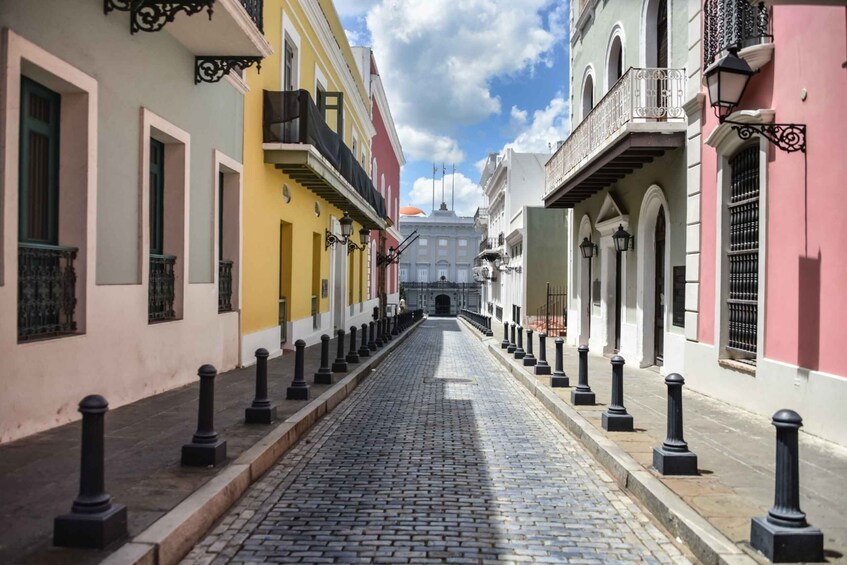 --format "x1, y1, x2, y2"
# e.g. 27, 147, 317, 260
399, 207, 481, 316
